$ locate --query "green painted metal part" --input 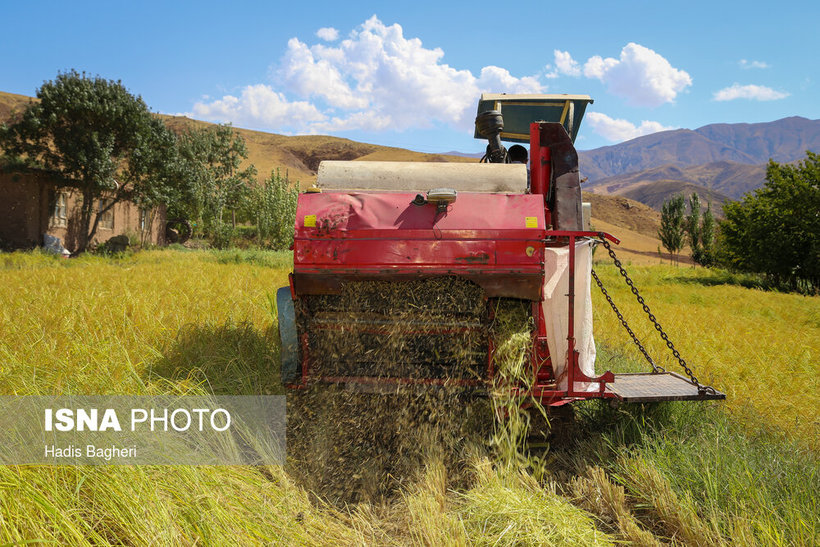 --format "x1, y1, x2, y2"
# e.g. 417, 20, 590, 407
473, 93, 593, 144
